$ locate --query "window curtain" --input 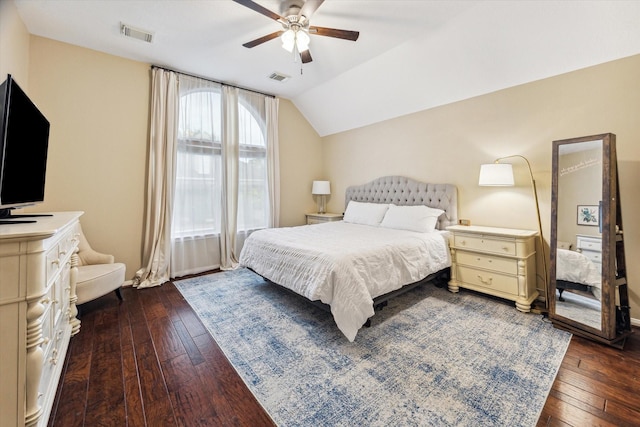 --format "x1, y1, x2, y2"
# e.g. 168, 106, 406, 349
219, 88, 277, 269
220, 86, 239, 269
266, 96, 280, 228
170, 75, 222, 276
132, 68, 179, 289
136, 69, 279, 282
